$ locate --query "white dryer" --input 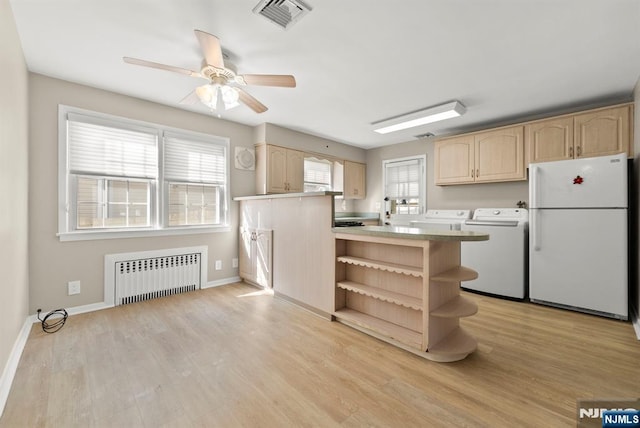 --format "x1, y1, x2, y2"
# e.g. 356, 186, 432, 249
409, 209, 471, 230
460, 208, 528, 299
